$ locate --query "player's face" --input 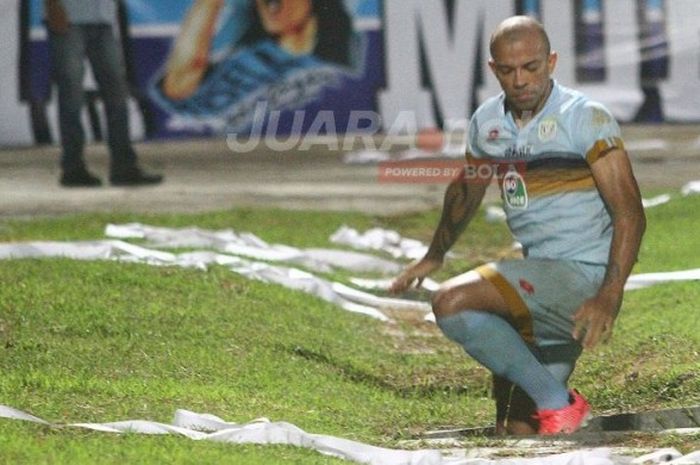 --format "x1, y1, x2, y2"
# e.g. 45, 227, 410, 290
256, 0, 313, 35
489, 33, 557, 116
